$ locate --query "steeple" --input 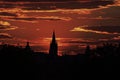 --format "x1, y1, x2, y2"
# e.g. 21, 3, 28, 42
52, 31, 56, 43
49, 31, 58, 56
26, 42, 30, 49
25, 42, 32, 52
